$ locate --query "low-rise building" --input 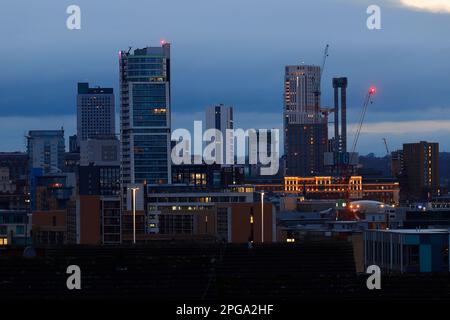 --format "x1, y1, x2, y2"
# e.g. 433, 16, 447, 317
284, 176, 399, 204
364, 229, 449, 273
0, 210, 31, 246
121, 184, 275, 244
